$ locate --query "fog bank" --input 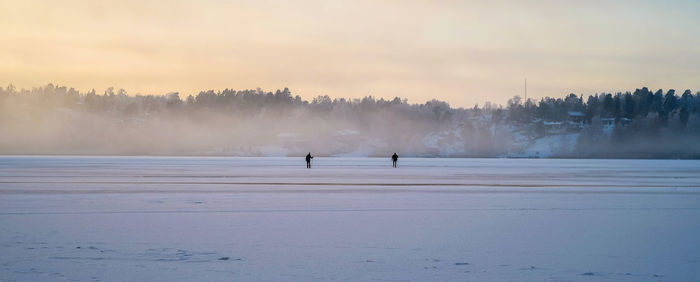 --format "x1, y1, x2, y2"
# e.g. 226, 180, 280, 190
1, 84, 699, 158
